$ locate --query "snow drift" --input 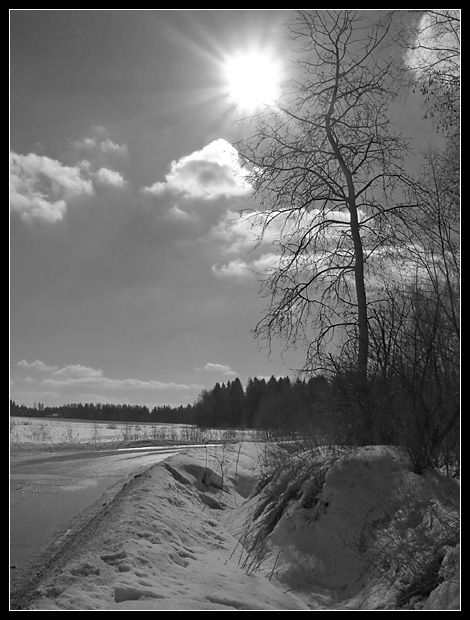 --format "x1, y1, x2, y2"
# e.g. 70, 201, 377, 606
11, 442, 459, 610
237, 443, 460, 610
